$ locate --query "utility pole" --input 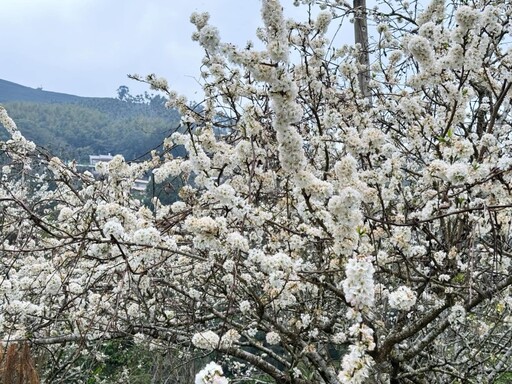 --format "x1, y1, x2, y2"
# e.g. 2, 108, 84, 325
353, 0, 371, 101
